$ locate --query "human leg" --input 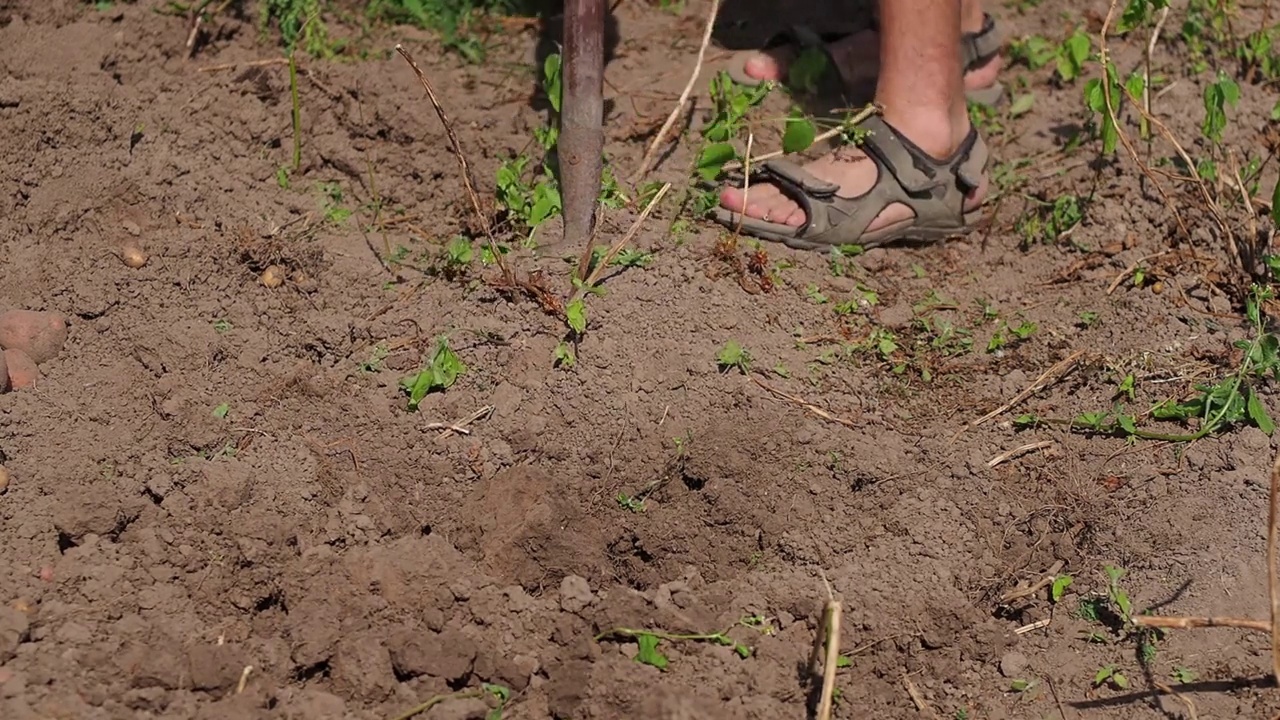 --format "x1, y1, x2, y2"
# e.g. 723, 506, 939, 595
715, 0, 991, 247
